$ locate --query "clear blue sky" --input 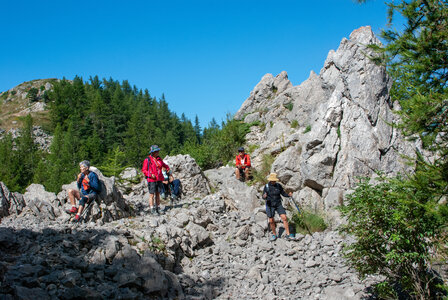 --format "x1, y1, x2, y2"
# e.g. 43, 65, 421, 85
0, 0, 401, 128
